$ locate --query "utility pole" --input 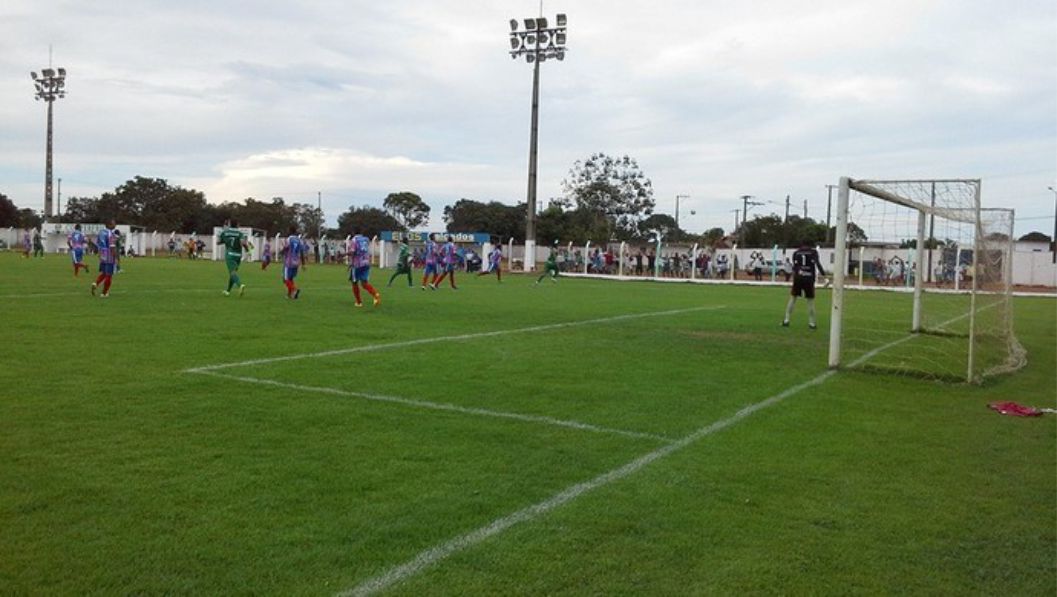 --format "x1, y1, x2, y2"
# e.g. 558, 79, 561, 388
784, 194, 790, 223
31, 61, 67, 220
803, 199, 808, 218
740, 195, 763, 233
825, 184, 837, 245
731, 209, 741, 234
675, 194, 689, 232
509, 13, 568, 270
